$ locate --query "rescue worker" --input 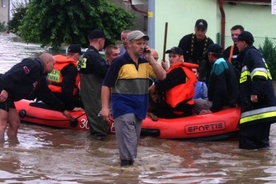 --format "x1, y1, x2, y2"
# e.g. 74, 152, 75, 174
178, 19, 214, 84
223, 25, 244, 81
0, 53, 74, 143
155, 47, 197, 118
237, 31, 276, 150
77, 29, 109, 140
48, 44, 82, 111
